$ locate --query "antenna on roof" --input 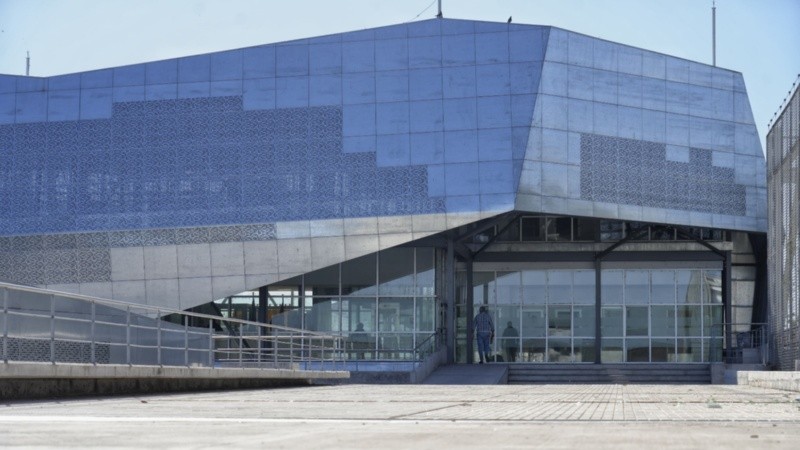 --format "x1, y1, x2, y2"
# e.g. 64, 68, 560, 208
712, 0, 716, 66
436, 0, 443, 18
25, 51, 30, 76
